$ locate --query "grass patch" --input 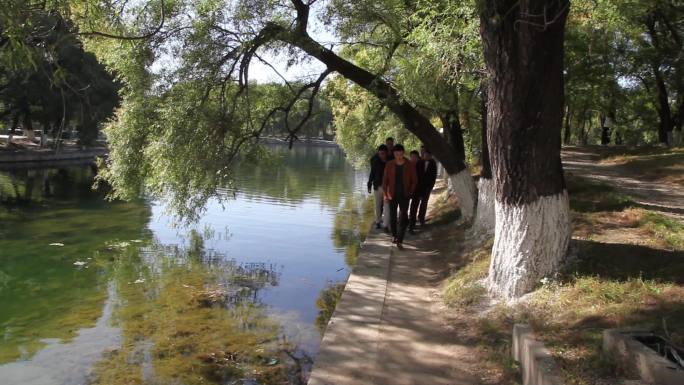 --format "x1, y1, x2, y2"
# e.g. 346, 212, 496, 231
599, 147, 684, 186
440, 171, 684, 385
427, 183, 463, 226
443, 241, 491, 307
566, 174, 634, 212
638, 210, 684, 250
